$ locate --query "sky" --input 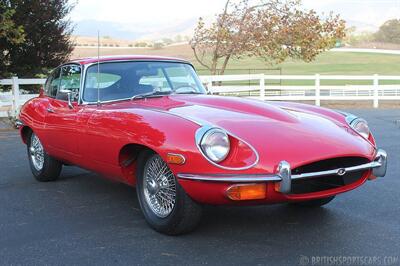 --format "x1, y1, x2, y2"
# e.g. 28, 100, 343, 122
68, 0, 400, 39
69, 0, 226, 25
